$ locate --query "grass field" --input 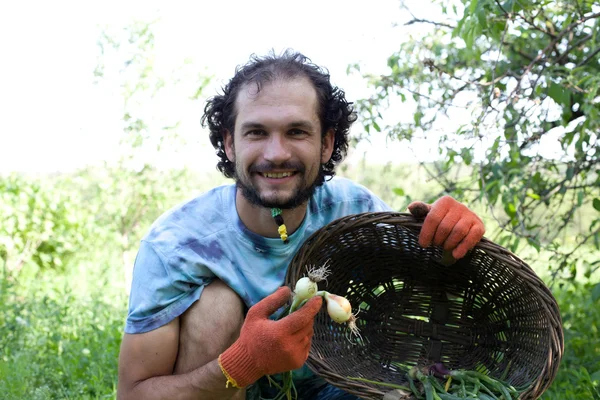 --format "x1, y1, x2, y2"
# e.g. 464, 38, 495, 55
1, 164, 599, 399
